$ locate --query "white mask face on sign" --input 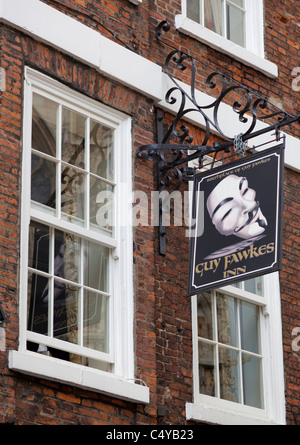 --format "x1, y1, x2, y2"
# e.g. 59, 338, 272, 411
206, 175, 268, 239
